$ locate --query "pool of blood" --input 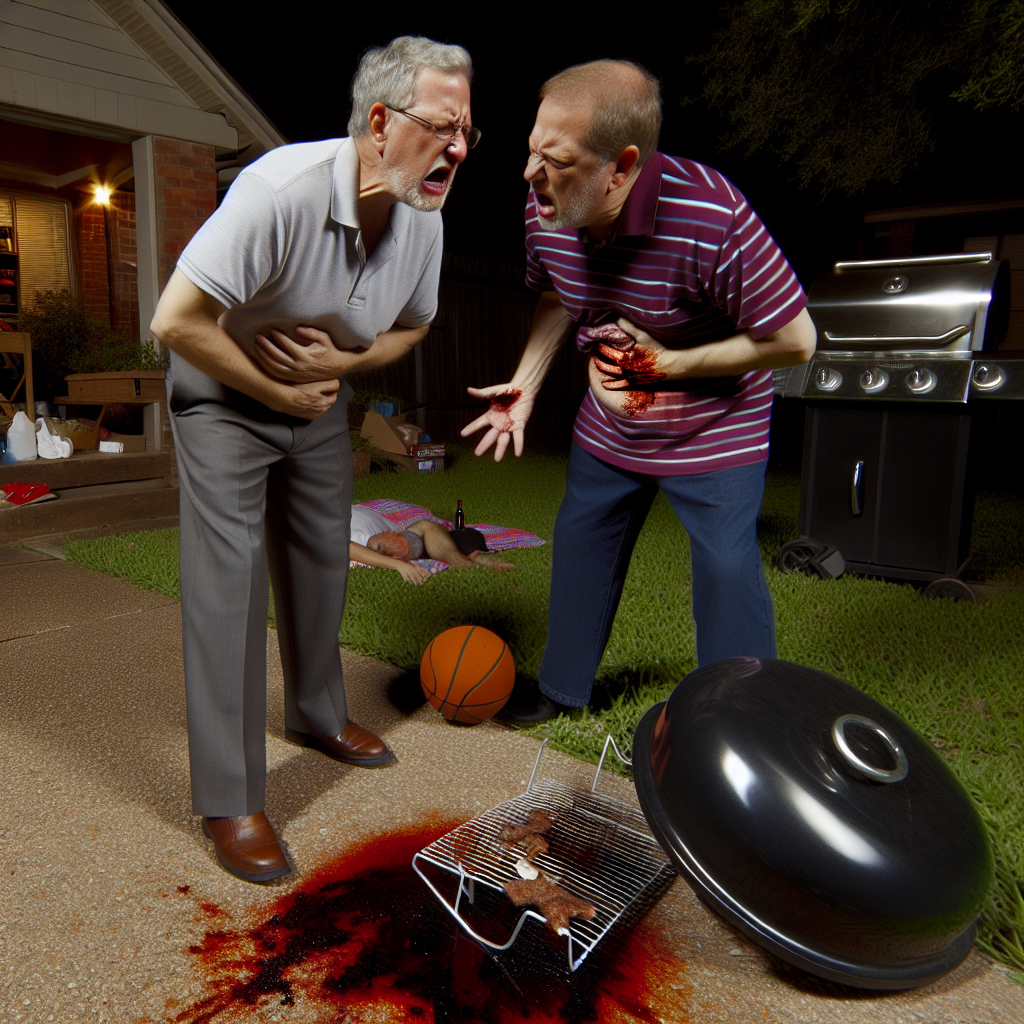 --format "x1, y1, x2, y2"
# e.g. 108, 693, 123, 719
173, 819, 686, 1023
